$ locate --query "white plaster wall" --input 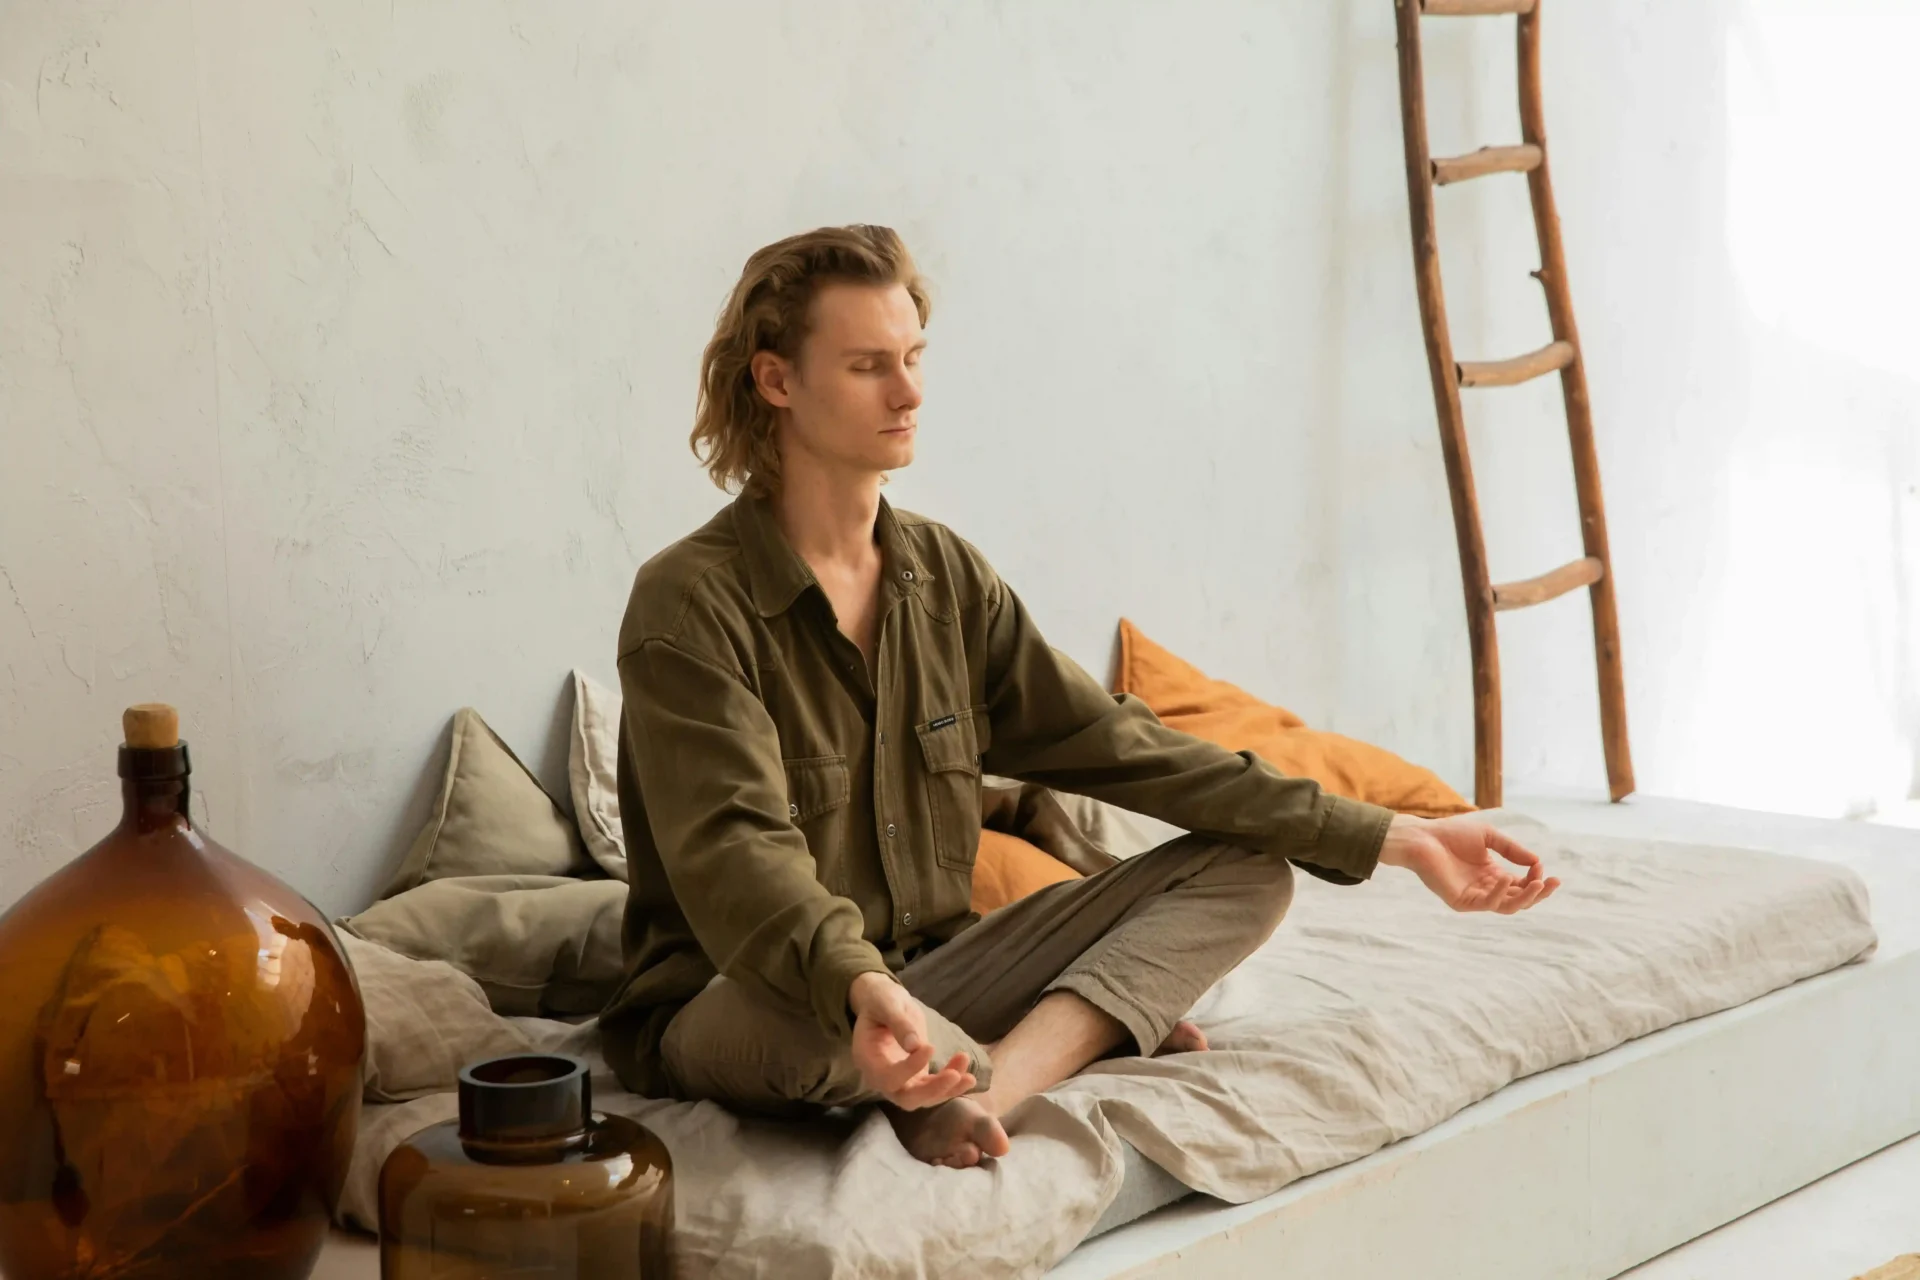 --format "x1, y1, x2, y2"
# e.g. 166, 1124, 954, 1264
3, 0, 1916, 916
